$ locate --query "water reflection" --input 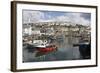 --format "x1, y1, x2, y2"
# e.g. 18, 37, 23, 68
23, 36, 81, 62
